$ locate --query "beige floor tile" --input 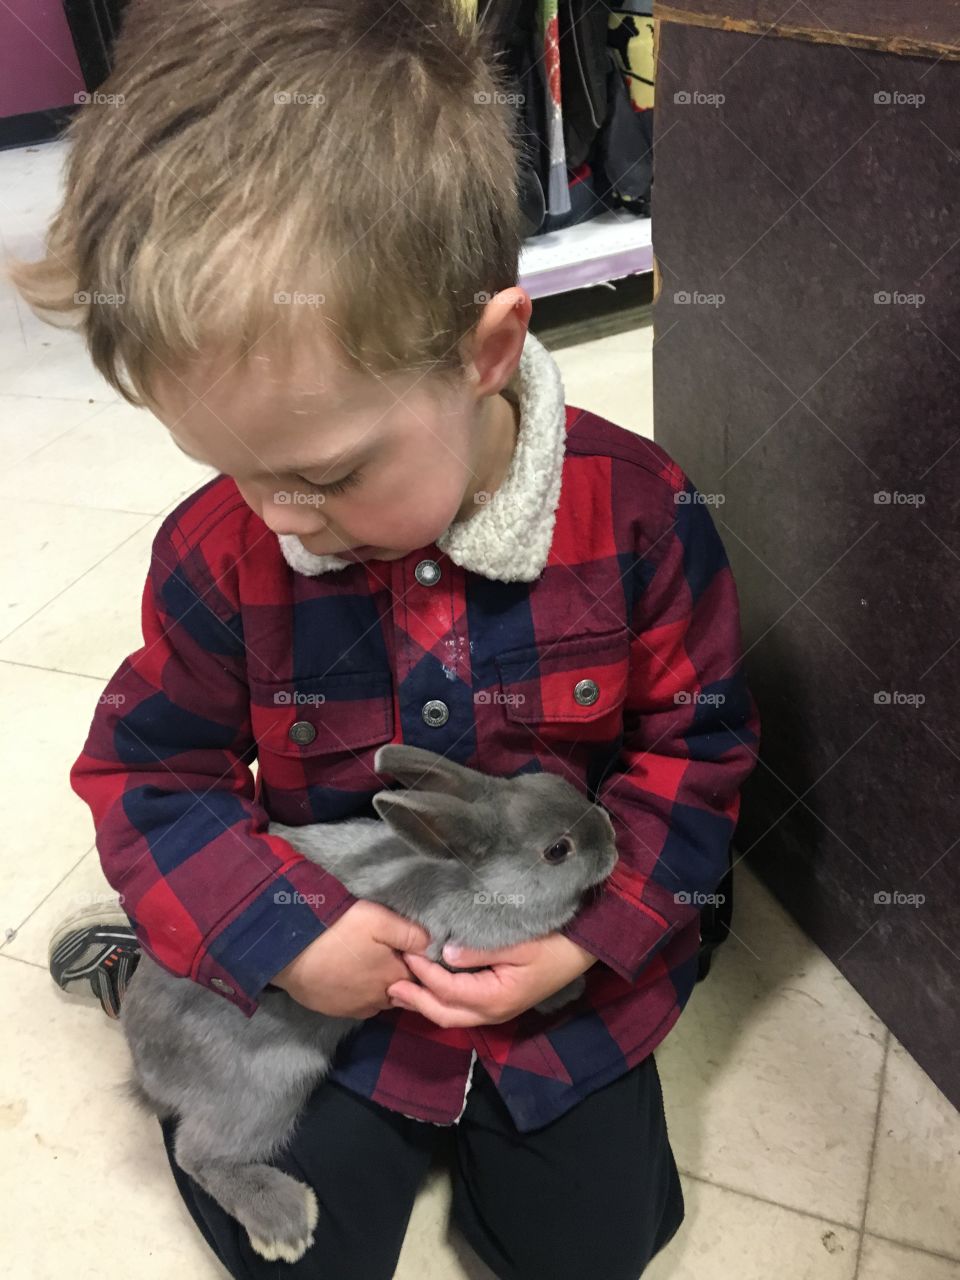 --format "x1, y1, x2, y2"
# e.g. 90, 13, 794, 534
0, 959, 226, 1278
0, 512, 161, 677
865, 1037, 960, 1258
859, 1234, 960, 1279
0, 498, 146, 641
0, 484, 213, 673
0, 393, 97, 467
0, 665, 112, 932
551, 326, 654, 439
656, 863, 887, 1226
644, 1175, 859, 1279
0, 396, 214, 514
